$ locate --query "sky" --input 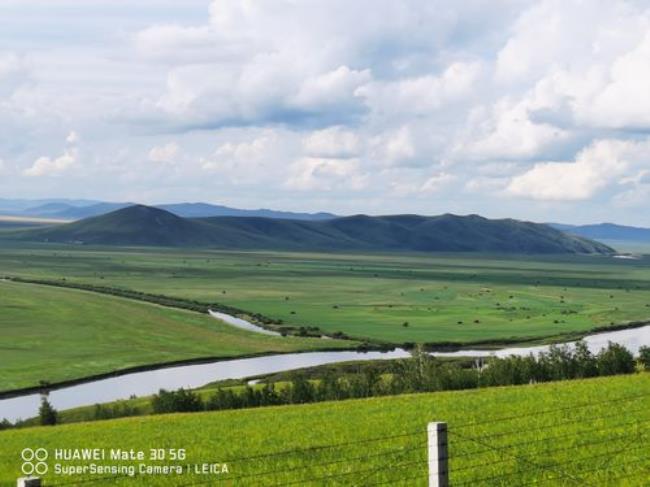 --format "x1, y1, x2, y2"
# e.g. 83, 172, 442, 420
1, 0, 650, 225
